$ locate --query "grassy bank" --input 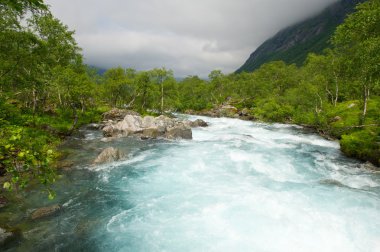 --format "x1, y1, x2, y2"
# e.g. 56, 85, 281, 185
0, 99, 107, 195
